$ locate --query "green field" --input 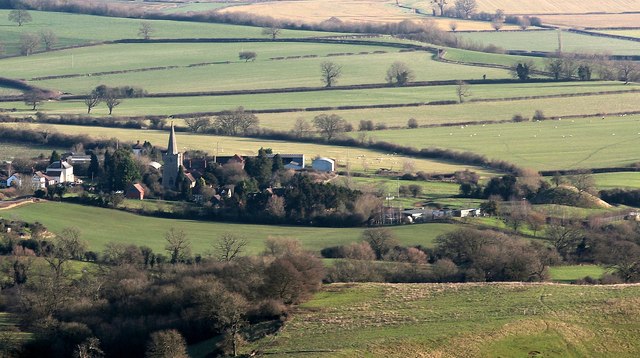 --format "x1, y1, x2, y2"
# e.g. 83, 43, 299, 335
0, 10, 342, 55
549, 265, 608, 282
442, 47, 547, 68
246, 282, 640, 357
10, 45, 510, 94
1, 202, 456, 254
358, 114, 640, 171
598, 30, 640, 39
0, 141, 60, 161
6, 83, 638, 122
252, 90, 640, 130
458, 30, 640, 56
0, 123, 495, 174
593, 172, 640, 190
